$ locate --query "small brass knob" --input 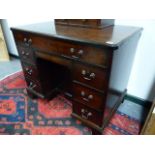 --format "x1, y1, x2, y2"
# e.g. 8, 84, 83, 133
88, 95, 93, 100
25, 52, 30, 56
25, 67, 29, 71
87, 112, 92, 117
81, 70, 86, 75
81, 91, 85, 97
21, 51, 25, 55
28, 38, 32, 44
29, 82, 33, 86
23, 38, 27, 42
70, 48, 75, 53
81, 109, 85, 113
78, 49, 84, 55
90, 73, 95, 79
